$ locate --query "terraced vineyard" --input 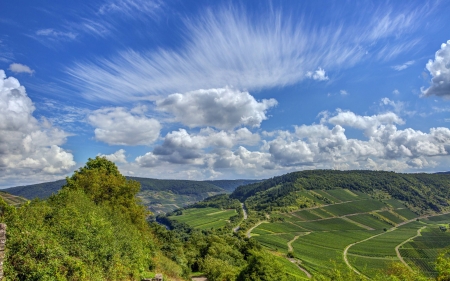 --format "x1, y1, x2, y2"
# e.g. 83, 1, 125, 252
0, 191, 28, 206
168, 207, 237, 230
399, 216, 450, 277
247, 188, 450, 277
